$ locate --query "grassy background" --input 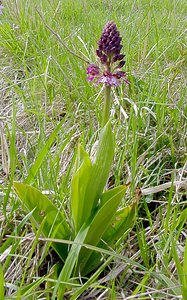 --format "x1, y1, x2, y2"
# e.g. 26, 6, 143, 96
0, 0, 187, 299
